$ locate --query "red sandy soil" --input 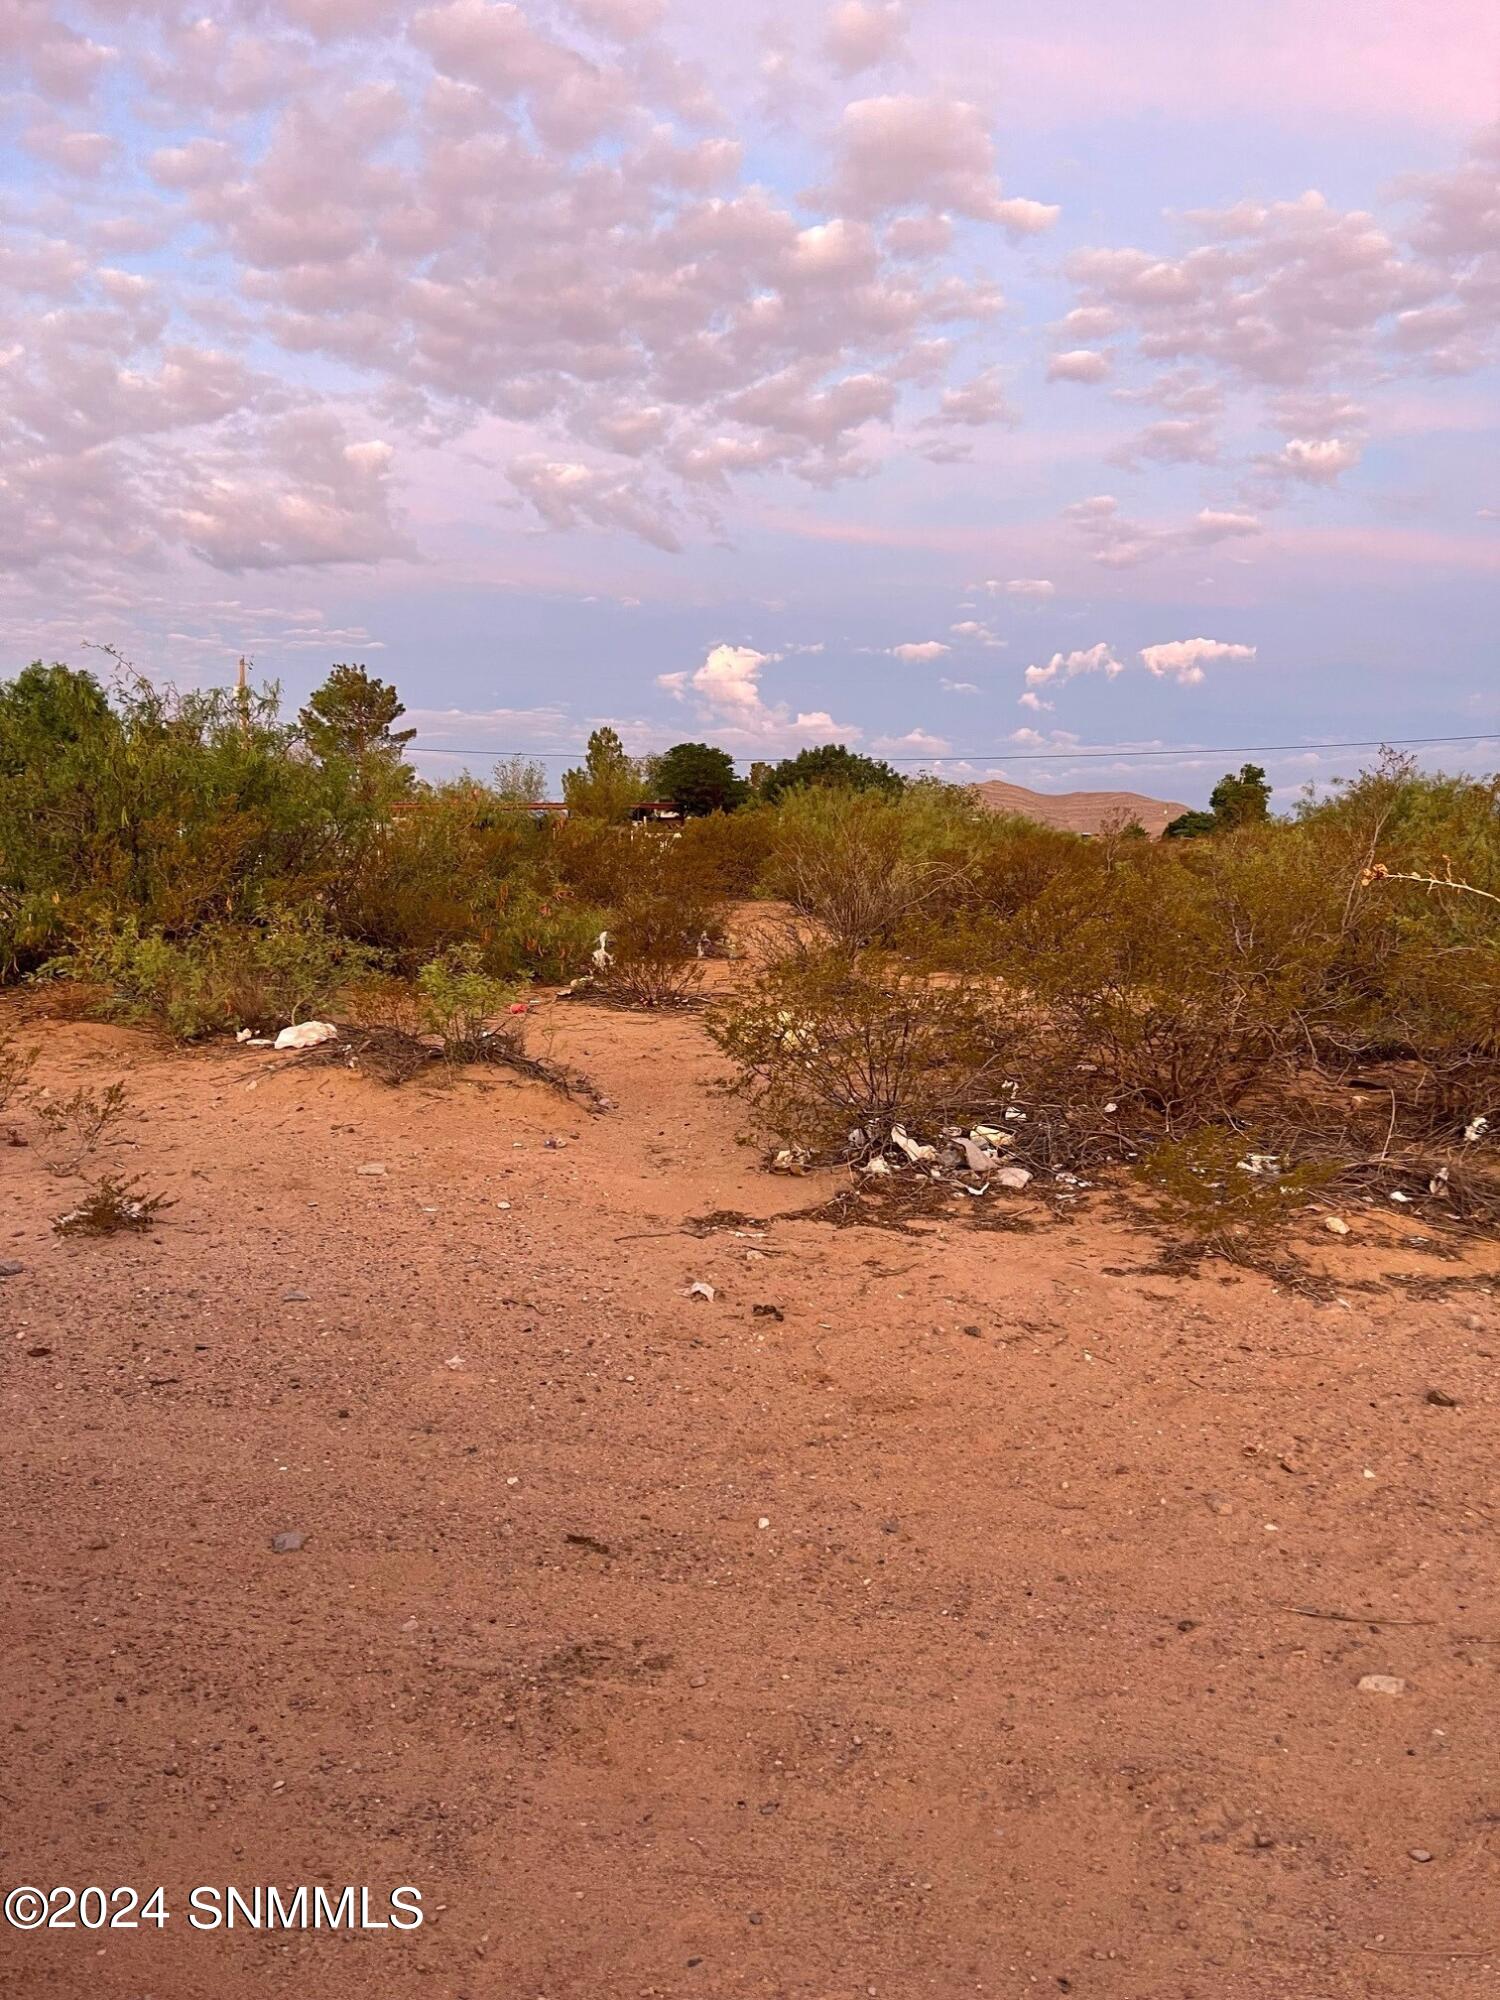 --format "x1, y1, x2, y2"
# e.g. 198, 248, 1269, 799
2, 985, 1498, 2000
